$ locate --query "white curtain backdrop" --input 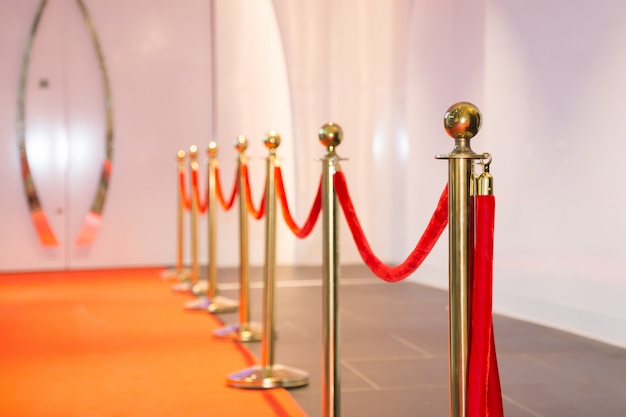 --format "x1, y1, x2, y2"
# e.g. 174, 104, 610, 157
269, 0, 419, 266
